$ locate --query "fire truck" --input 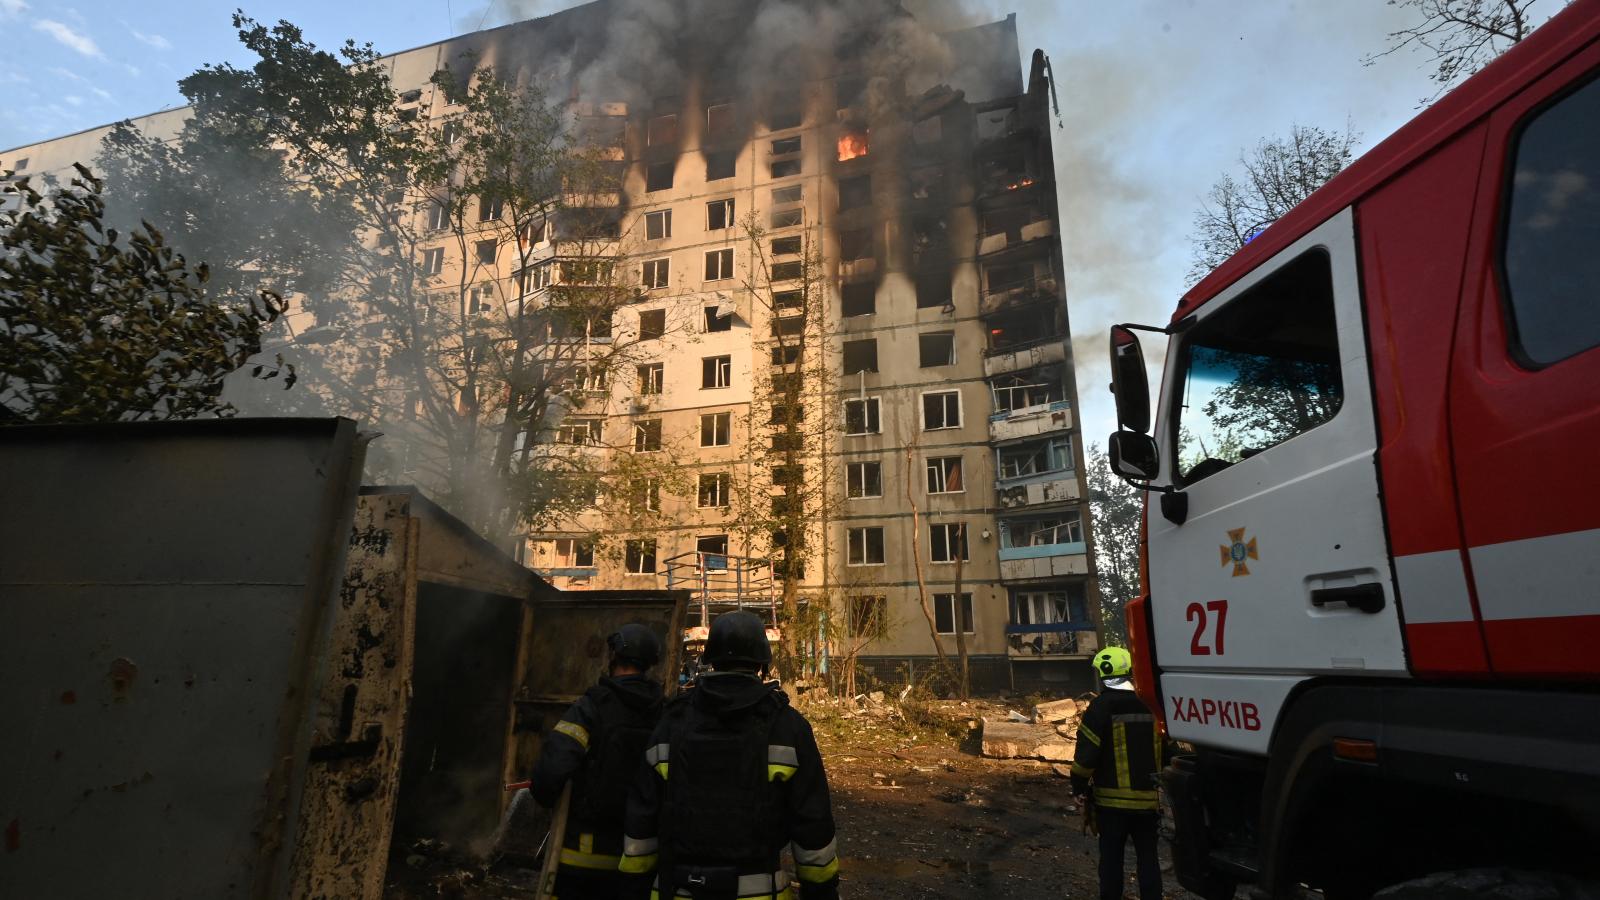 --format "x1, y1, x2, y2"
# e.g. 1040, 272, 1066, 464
1104, 2, 1600, 897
